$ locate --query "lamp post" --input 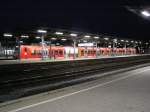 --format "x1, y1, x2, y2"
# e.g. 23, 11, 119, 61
84, 35, 91, 58
113, 39, 117, 56
37, 29, 47, 60
3, 33, 13, 59
94, 36, 100, 58
70, 33, 77, 59
125, 40, 129, 55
